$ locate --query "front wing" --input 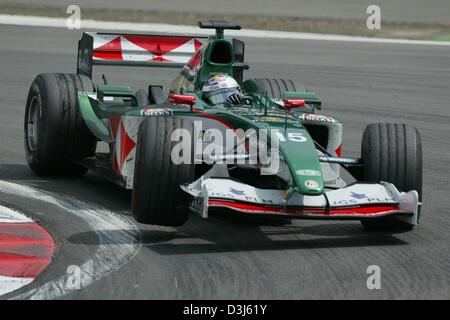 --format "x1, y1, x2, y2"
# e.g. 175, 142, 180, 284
181, 179, 420, 225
